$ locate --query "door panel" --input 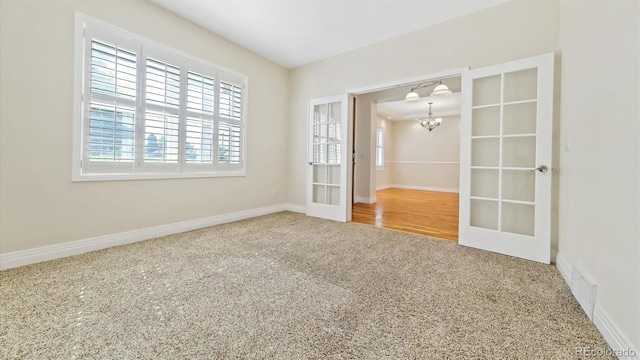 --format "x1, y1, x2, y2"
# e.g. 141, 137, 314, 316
459, 53, 554, 264
307, 95, 350, 222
